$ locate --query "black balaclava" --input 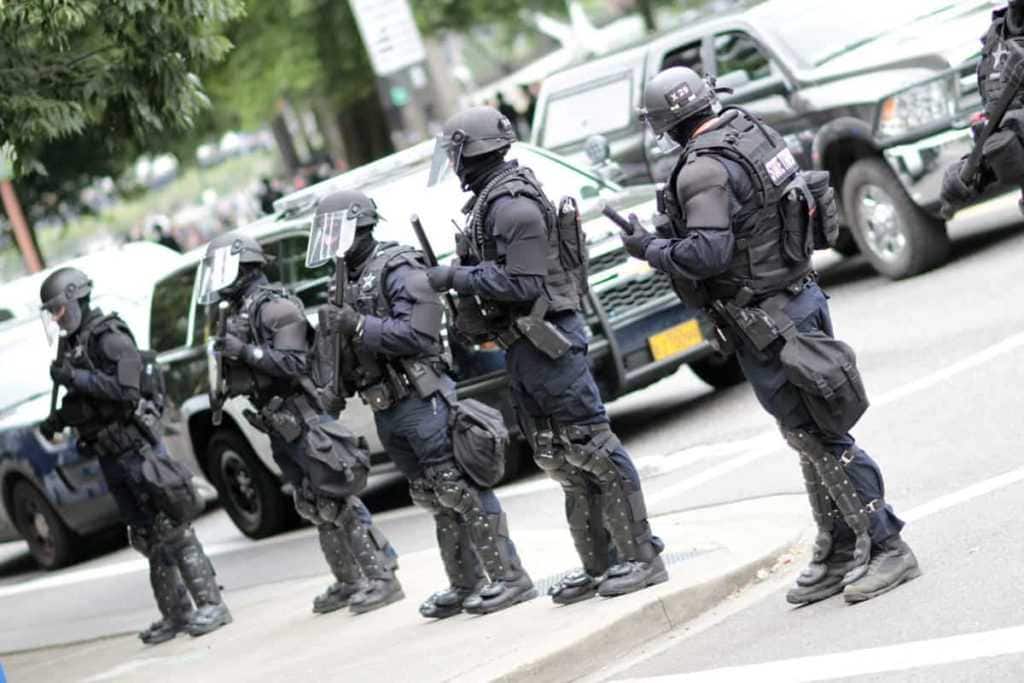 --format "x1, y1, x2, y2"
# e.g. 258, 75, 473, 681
64, 296, 93, 336
458, 148, 509, 194
345, 226, 378, 273
222, 263, 265, 302
1008, 1, 1024, 36
667, 106, 715, 147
